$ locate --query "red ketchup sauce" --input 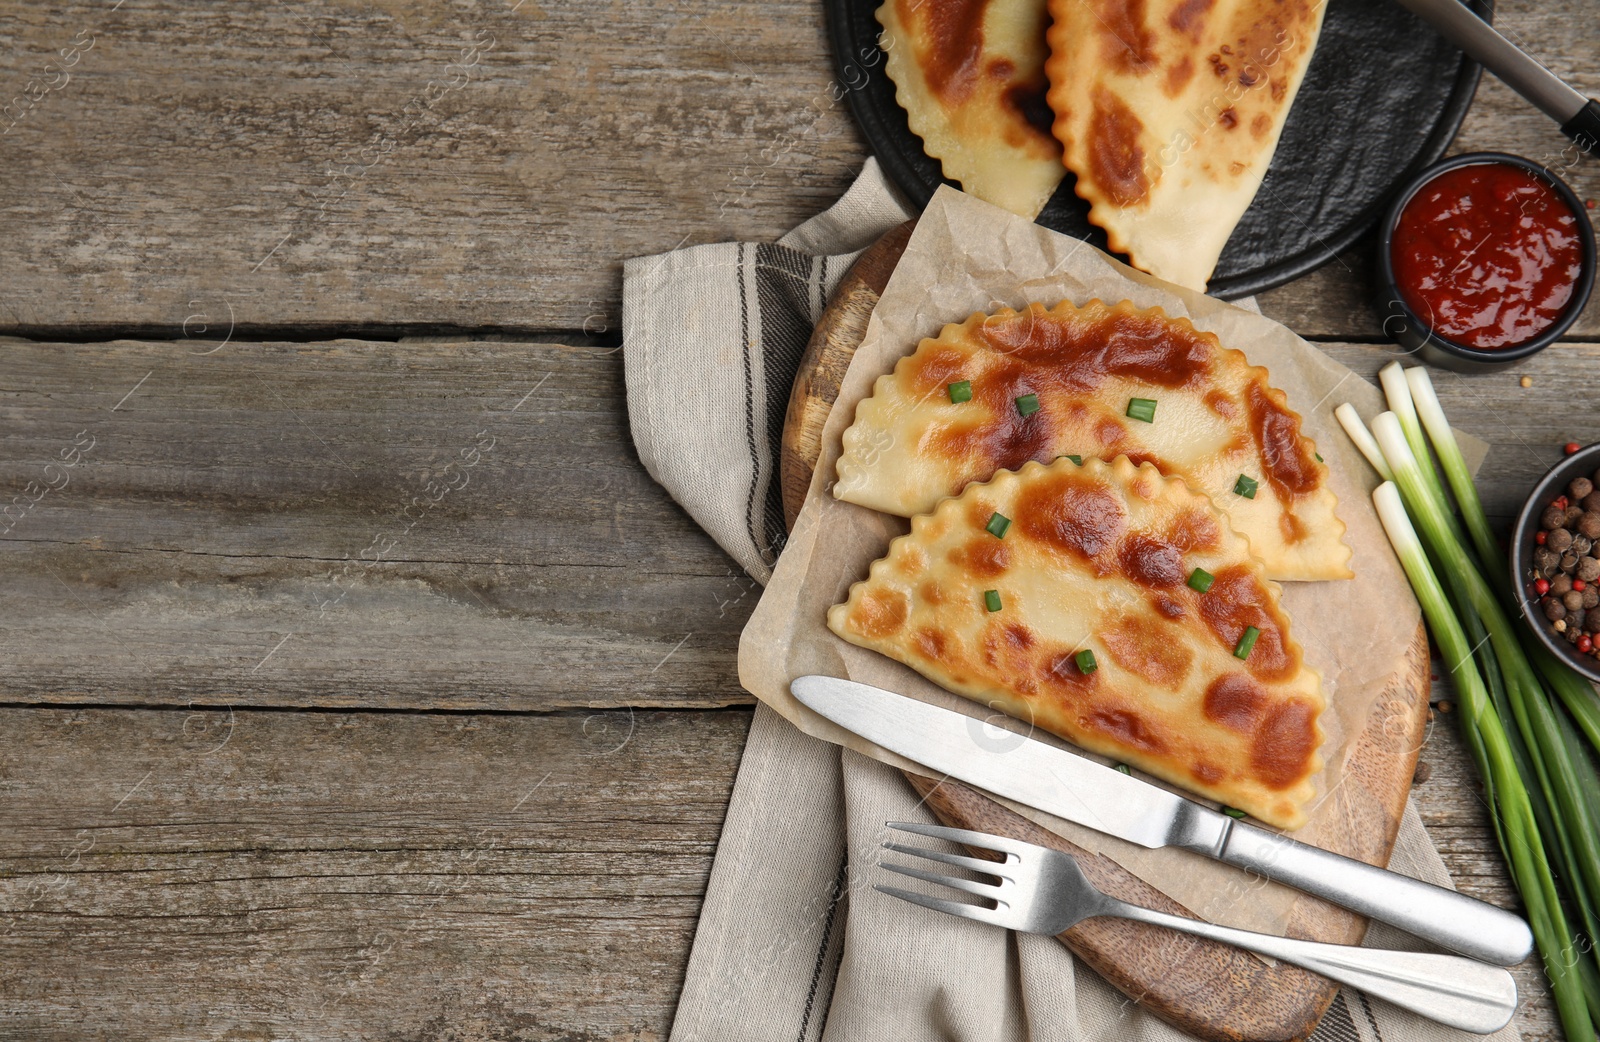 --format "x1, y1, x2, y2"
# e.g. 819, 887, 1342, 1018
1390, 162, 1585, 350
